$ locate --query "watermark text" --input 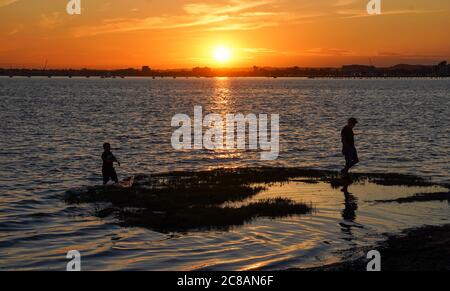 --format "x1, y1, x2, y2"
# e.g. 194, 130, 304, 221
171, 106, 279, 161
